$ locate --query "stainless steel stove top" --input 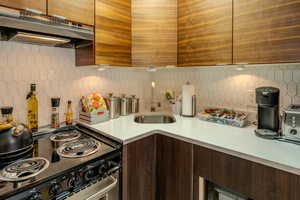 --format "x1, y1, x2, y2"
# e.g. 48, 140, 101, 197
0, 125, 120, 200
